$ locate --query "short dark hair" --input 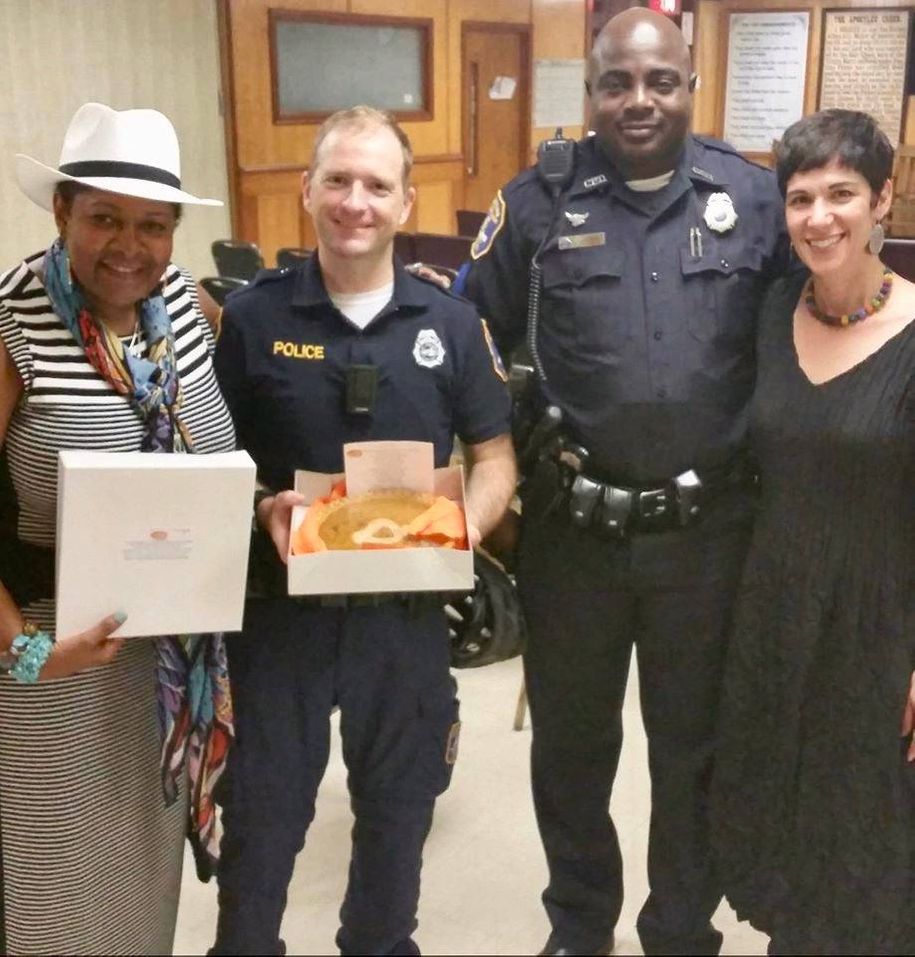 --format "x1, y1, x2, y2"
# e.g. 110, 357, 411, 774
54, 180, 182, 222
774, 109, 894, 198
310, 106, 413, 188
